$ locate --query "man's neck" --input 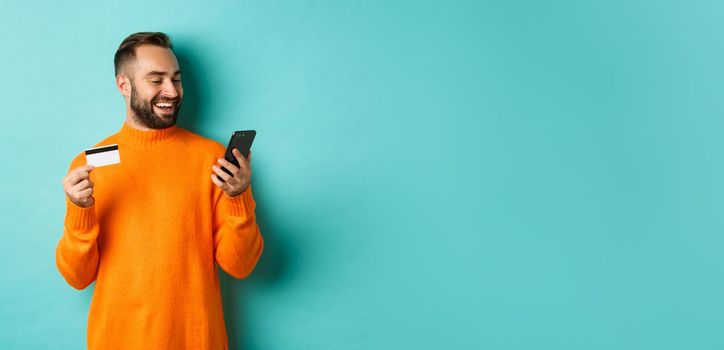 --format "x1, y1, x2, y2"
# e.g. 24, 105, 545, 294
125, 112, 154, 131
